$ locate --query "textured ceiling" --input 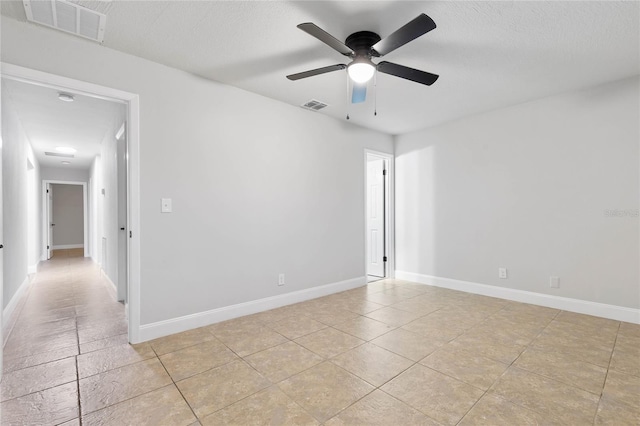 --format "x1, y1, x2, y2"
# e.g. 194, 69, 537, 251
2, 1, 639, 135
2, 78, 125, 170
